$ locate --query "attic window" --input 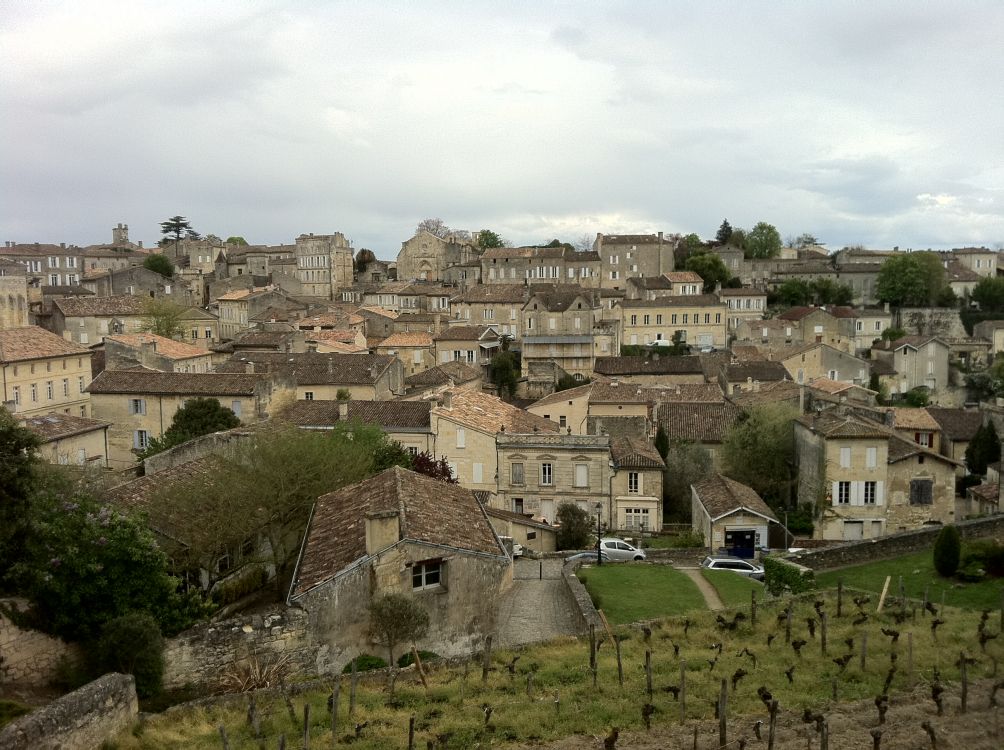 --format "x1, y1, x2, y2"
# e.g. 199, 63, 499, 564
412, 559, 443, 591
